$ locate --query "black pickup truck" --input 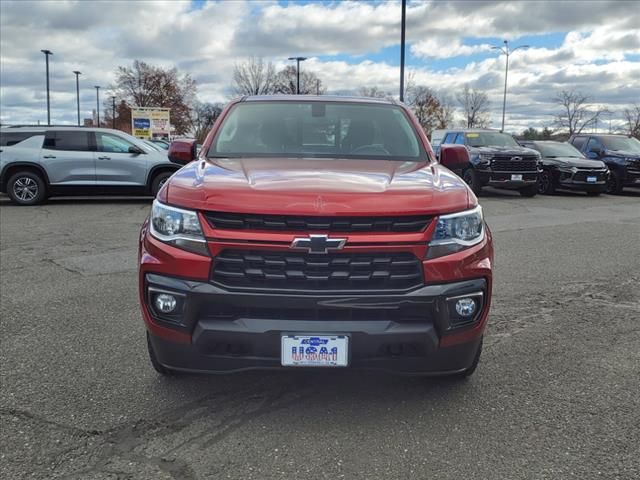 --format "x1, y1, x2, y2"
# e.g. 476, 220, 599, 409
437, 129, 541, 197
